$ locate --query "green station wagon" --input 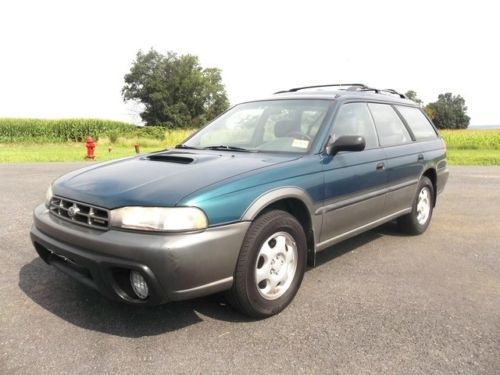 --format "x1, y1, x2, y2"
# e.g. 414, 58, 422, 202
31, 84, 449, 317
